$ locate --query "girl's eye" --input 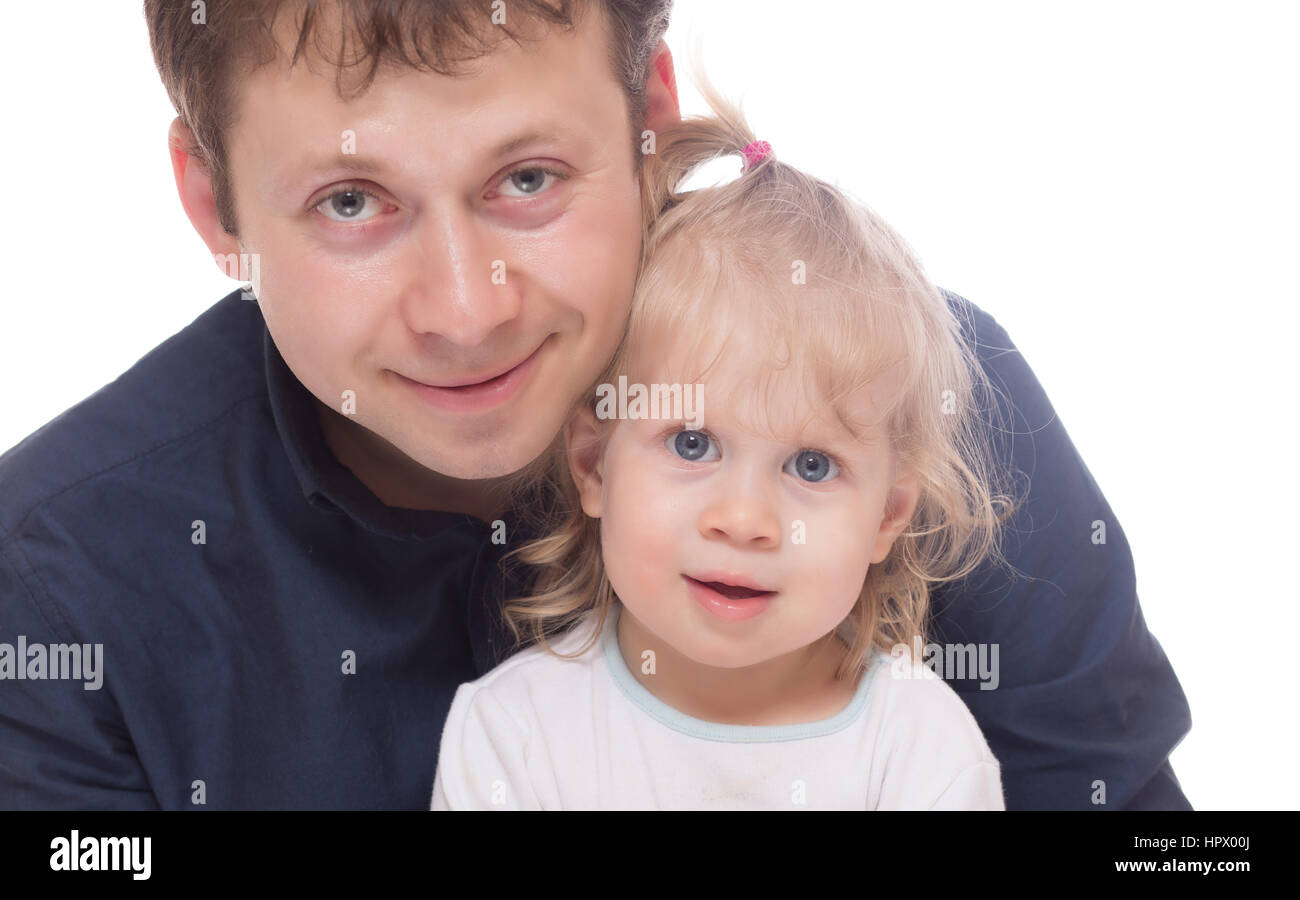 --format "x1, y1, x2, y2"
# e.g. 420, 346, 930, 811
315, 188, 385, 223
785, 449, 839, 483
667, 430, 719, 463
496, 167, 564, 198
